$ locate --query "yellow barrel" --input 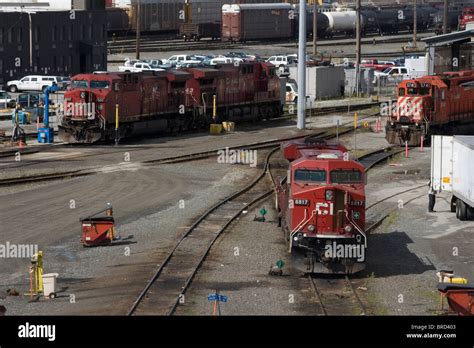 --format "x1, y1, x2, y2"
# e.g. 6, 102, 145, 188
222, 122, 235, 132
209, 124, 222, 135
